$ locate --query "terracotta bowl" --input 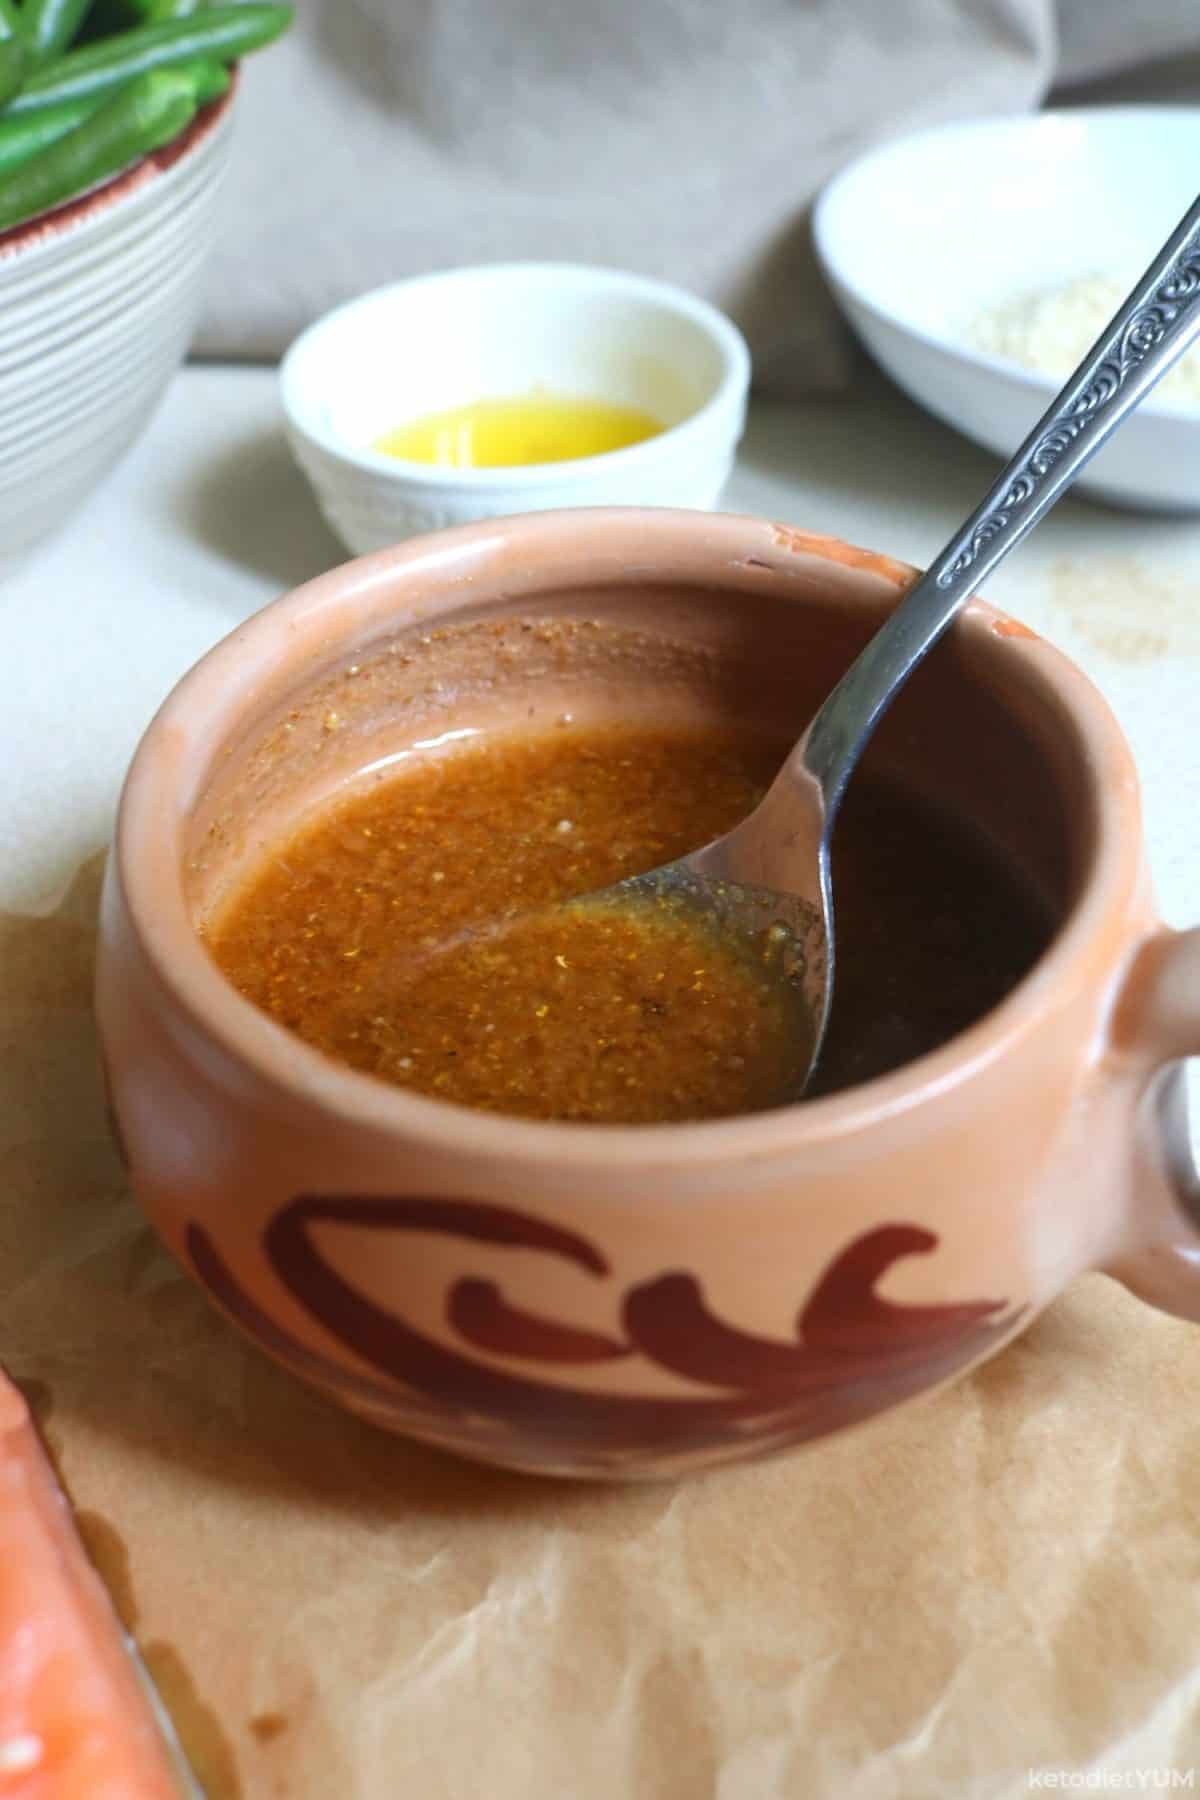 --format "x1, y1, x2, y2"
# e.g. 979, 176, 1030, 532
94, 509, 1200, 1480
0, 82, 236, 579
